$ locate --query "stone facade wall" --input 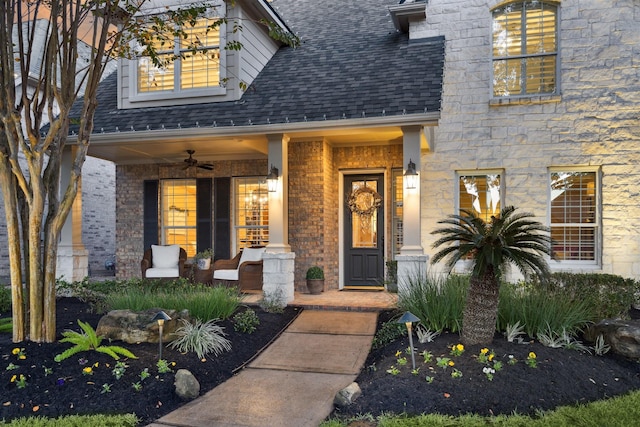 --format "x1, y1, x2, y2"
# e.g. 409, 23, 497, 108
414, 0, 640, 279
